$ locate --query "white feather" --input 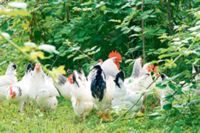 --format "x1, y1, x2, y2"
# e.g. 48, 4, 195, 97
112, 78, 144, 112
56, 81, 74, 99
0, 63, 17, 100
101, 58, 119, 78
28, 66, 59, 109
70, 73, 94, 117
131, 57, 143, 78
